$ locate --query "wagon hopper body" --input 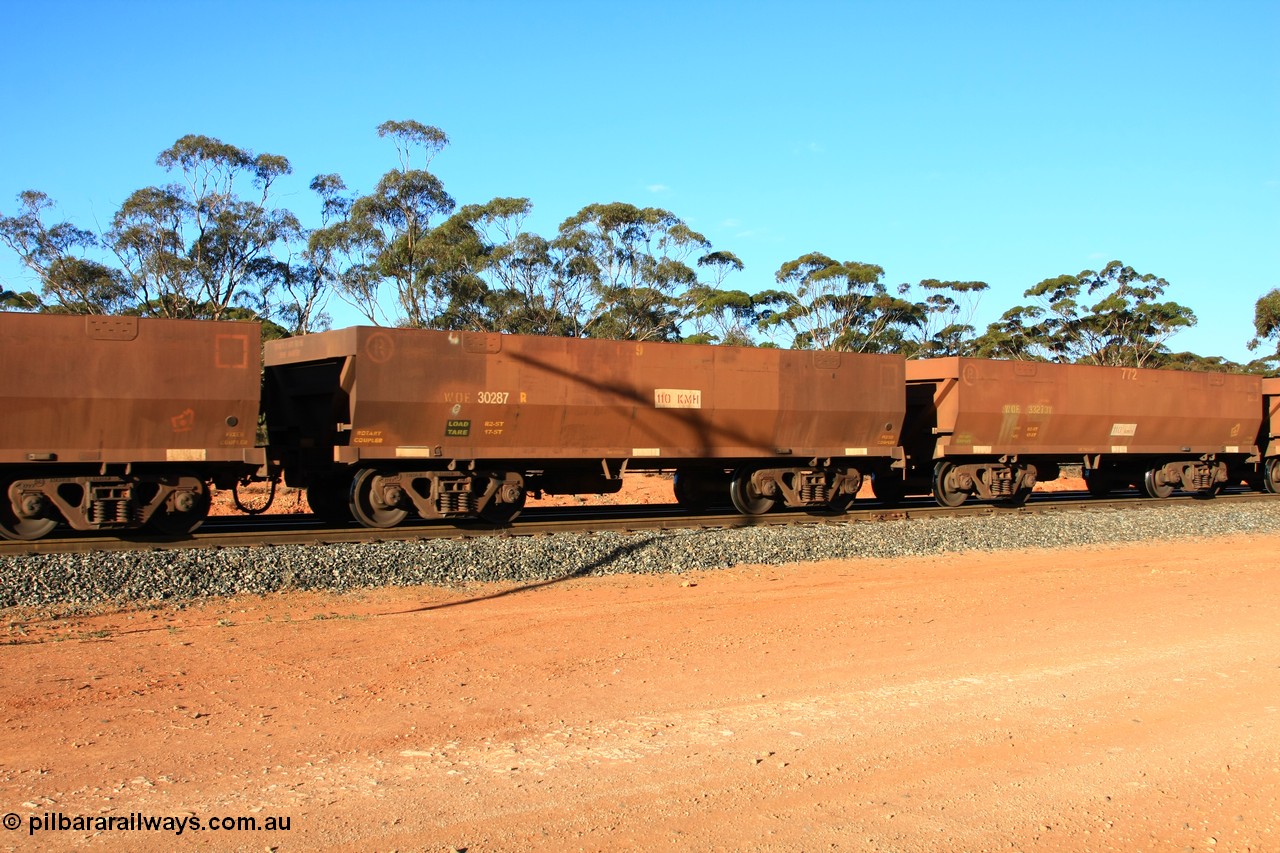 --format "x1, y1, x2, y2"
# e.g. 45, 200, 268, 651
0, 313, 264, 539
264, 328, 905, 525
1258, 378, 1280, 493
896, 357, 1263, 506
